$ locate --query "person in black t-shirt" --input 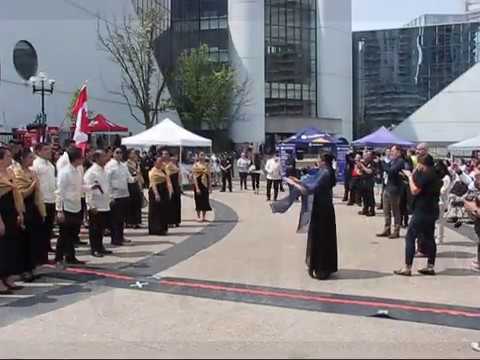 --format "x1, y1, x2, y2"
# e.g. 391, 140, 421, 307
220, 155, 233, 192
357, 151, 376, 217
394, 154, 441, 276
